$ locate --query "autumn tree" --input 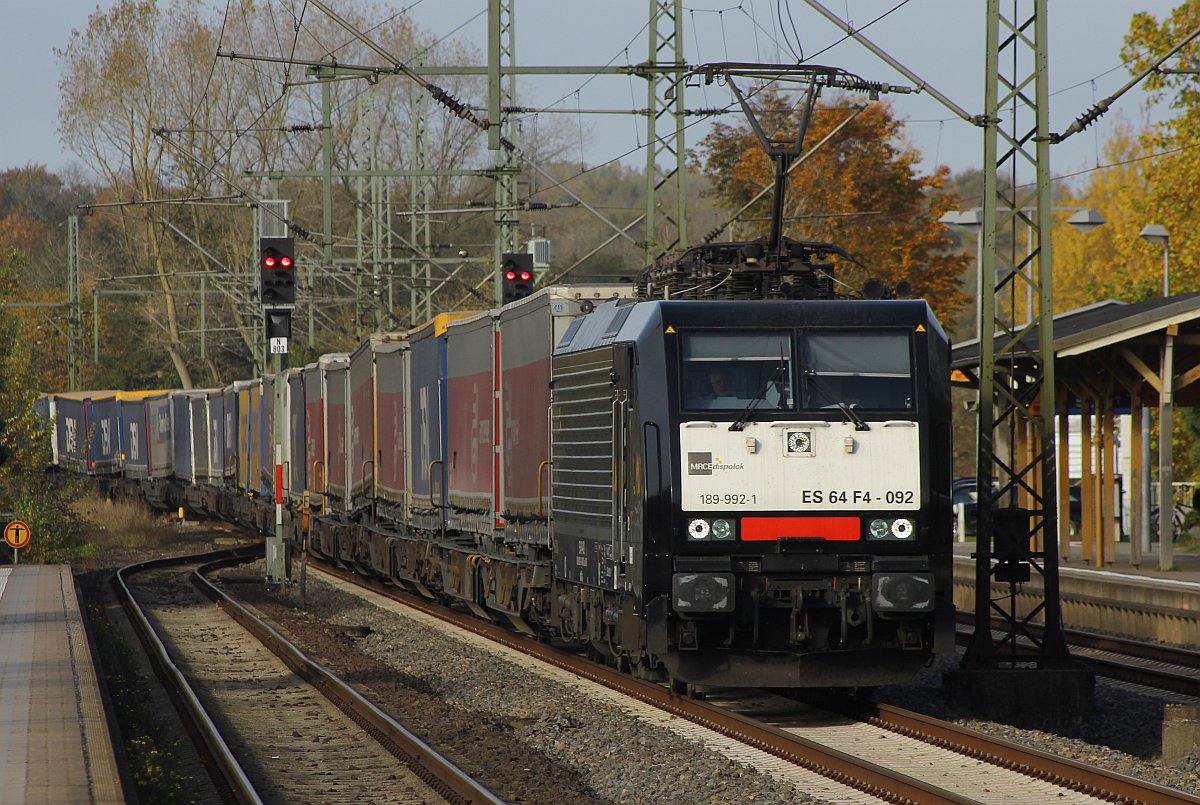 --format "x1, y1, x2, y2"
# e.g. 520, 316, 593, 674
1120, 4, 1200, 297
693, 92, 969, 325
0, 250, 49, 480
55, 0, 532, 385
1051, 117, 1160, 309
